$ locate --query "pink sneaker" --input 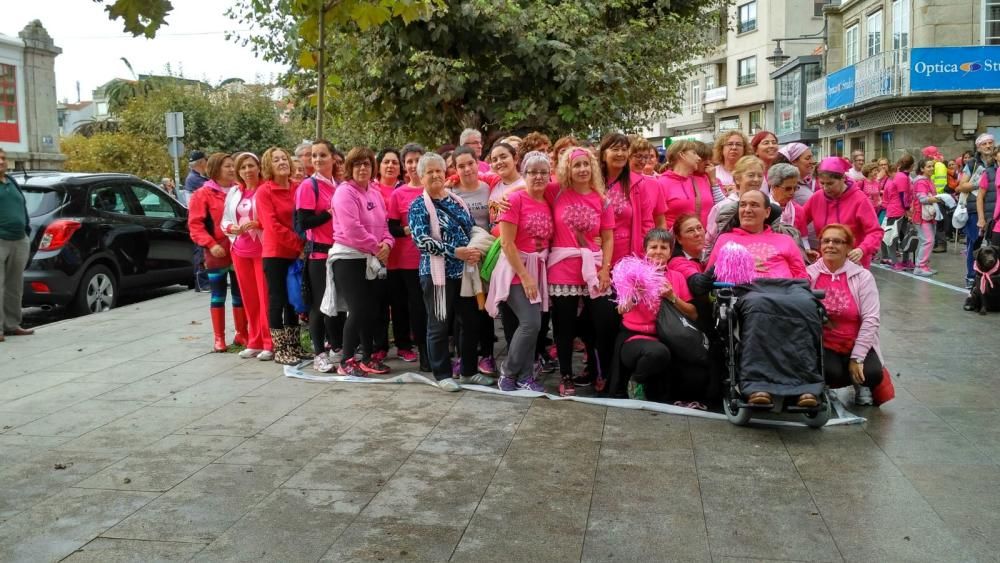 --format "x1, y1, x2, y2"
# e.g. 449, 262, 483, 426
397, 348, 417, 362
